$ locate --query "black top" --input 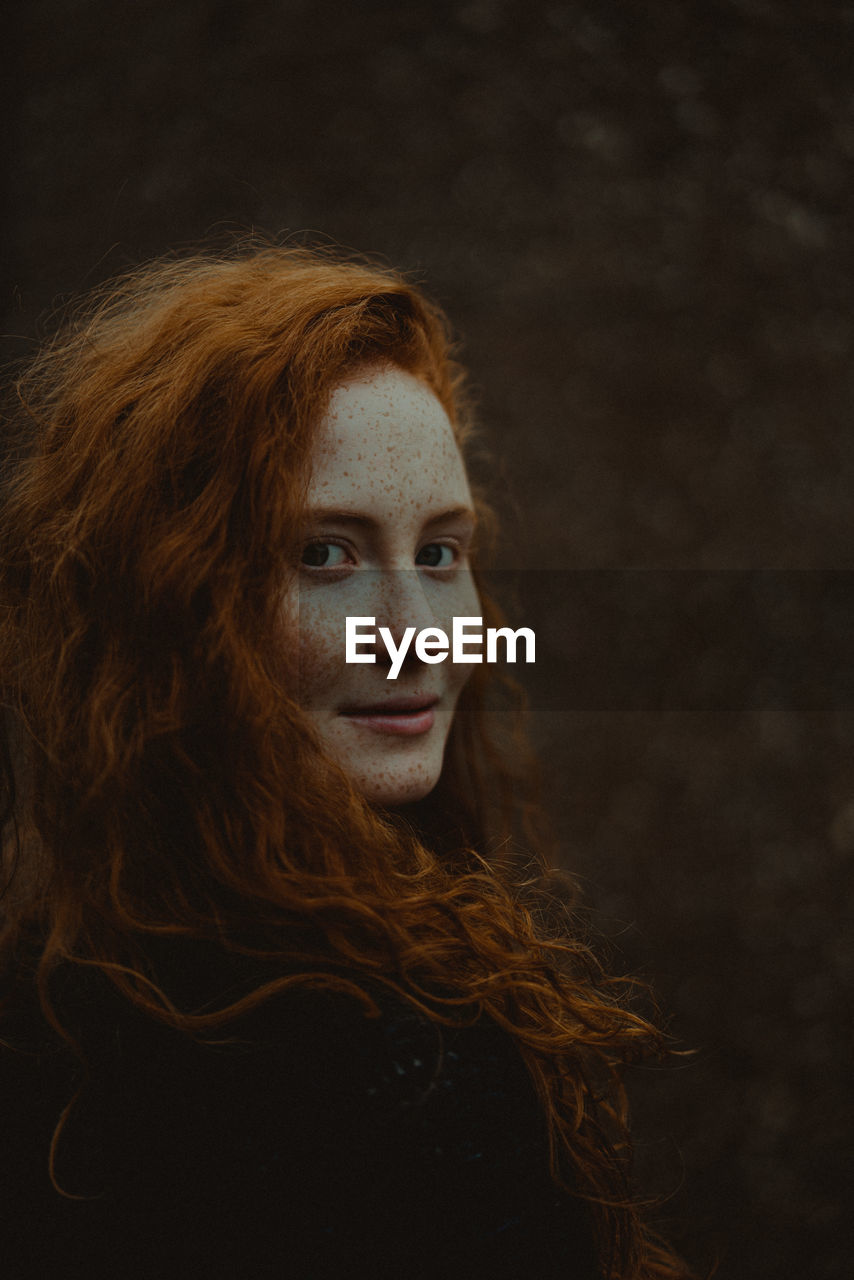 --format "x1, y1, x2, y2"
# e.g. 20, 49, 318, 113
2, 947, 600, 1279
